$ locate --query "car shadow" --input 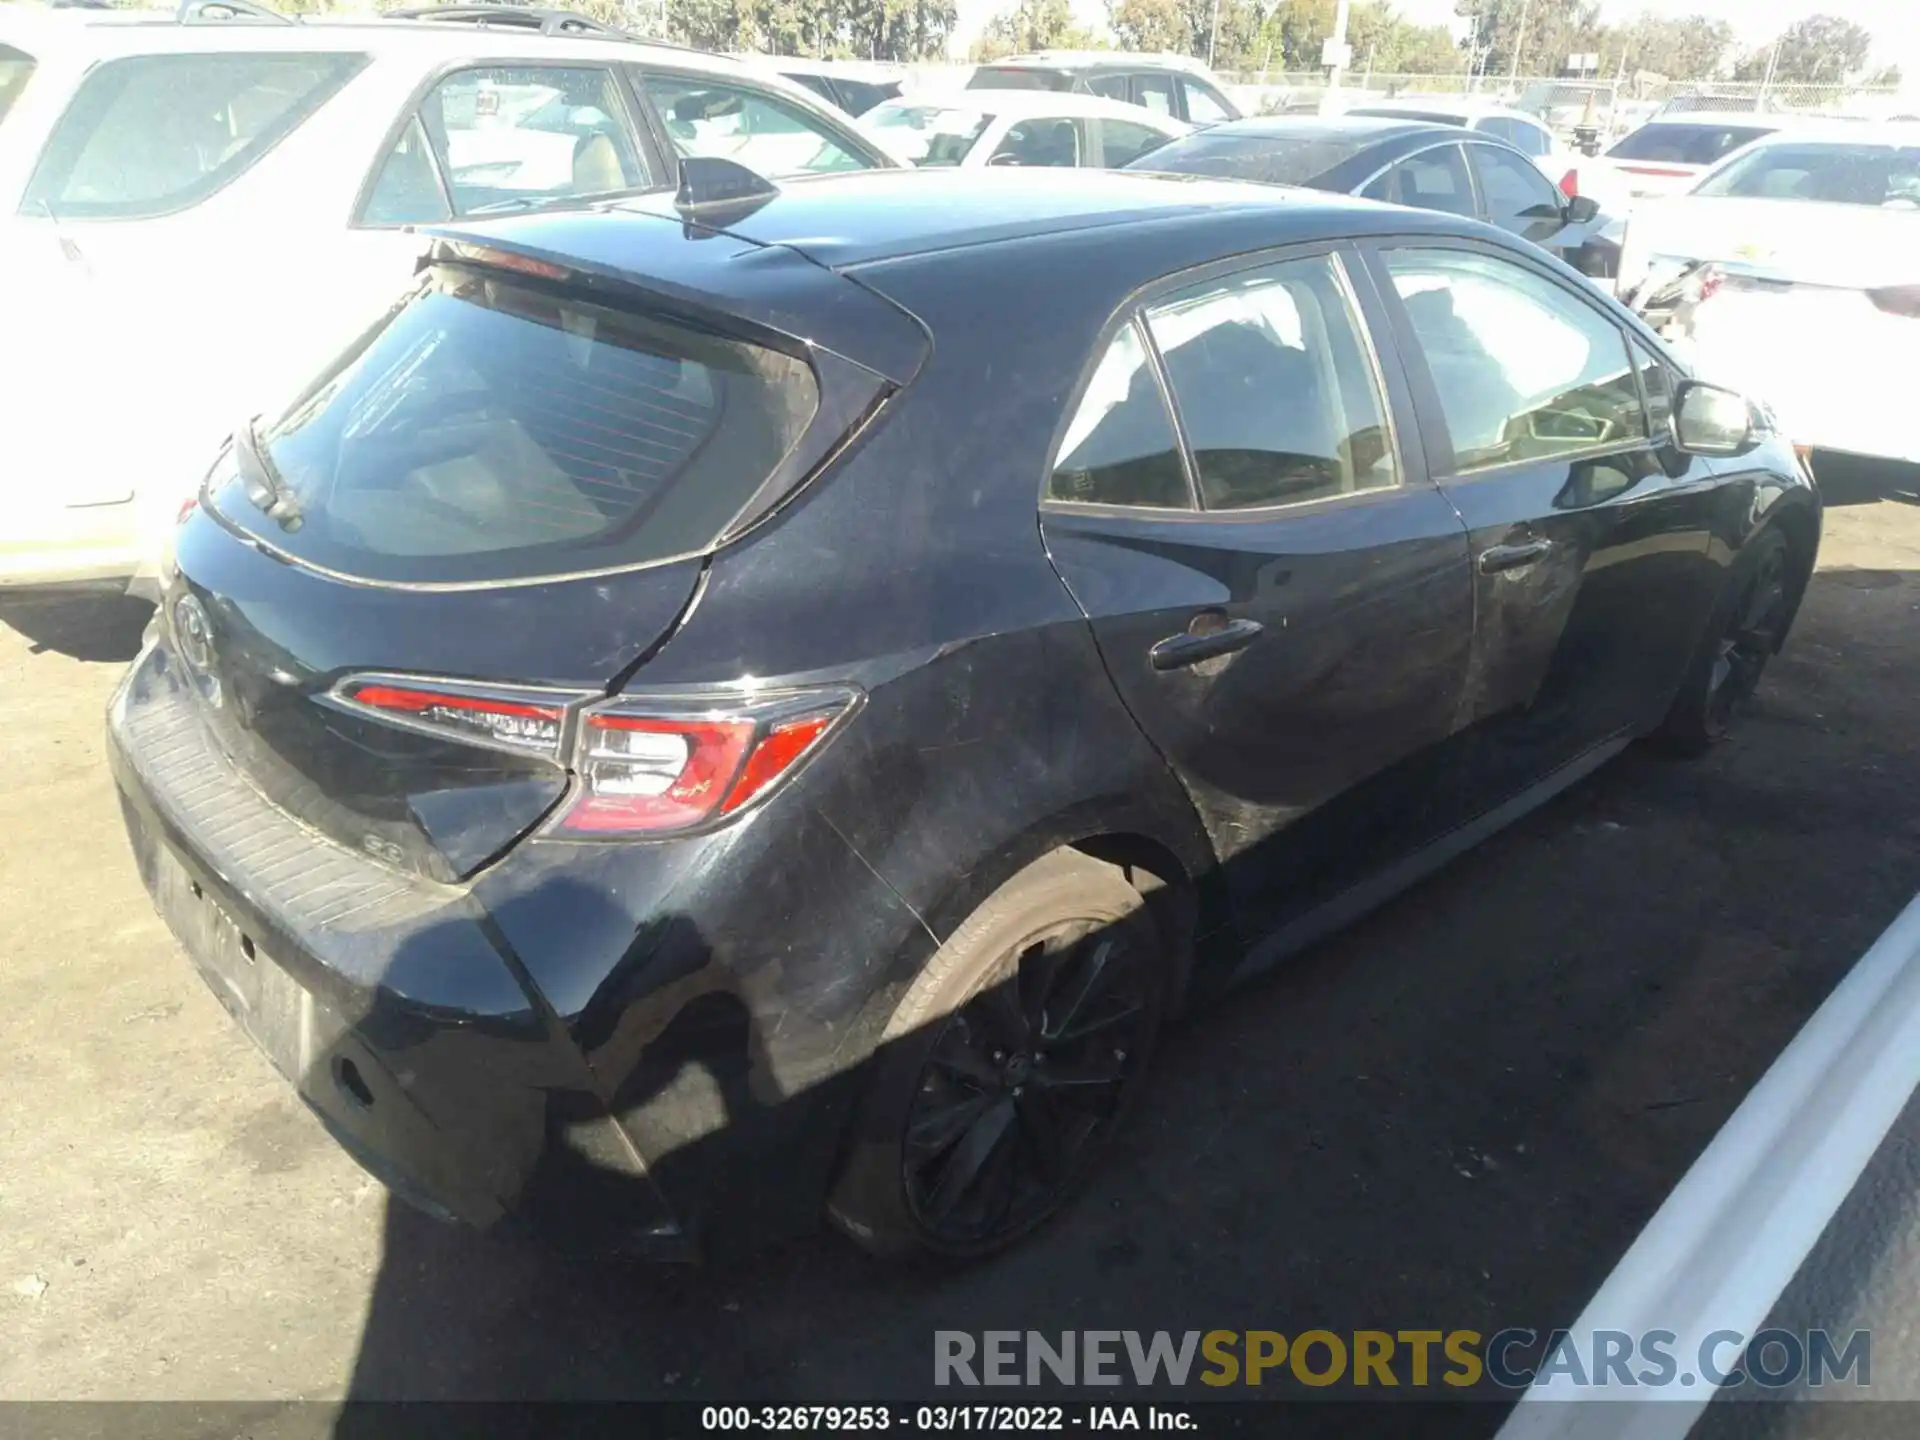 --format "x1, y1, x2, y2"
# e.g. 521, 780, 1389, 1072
0, 590, 152, 663
310, 567, 1920, 1425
